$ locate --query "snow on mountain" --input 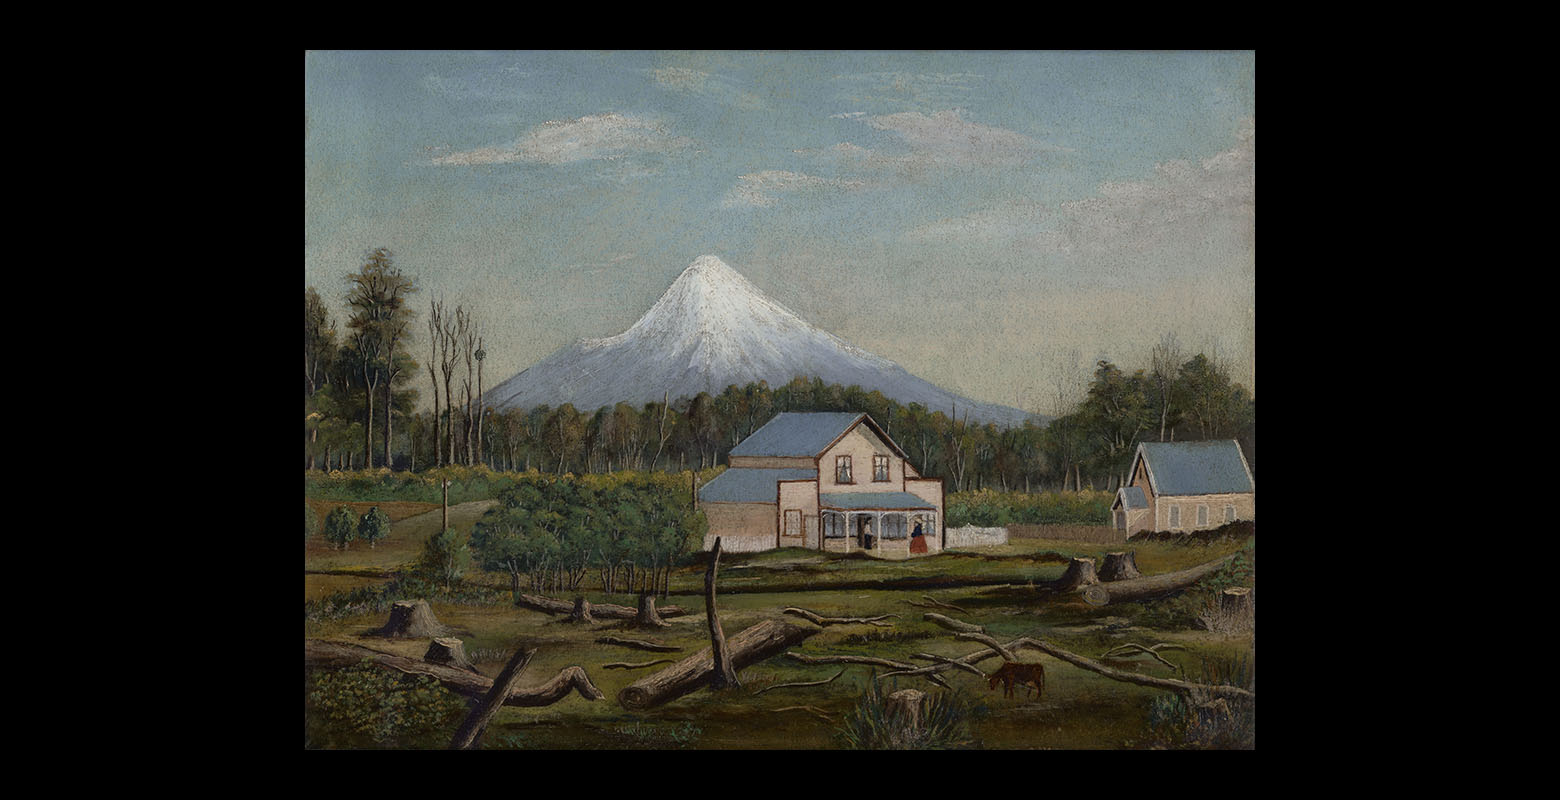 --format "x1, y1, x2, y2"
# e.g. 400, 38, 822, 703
483, 255, 1041, 427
